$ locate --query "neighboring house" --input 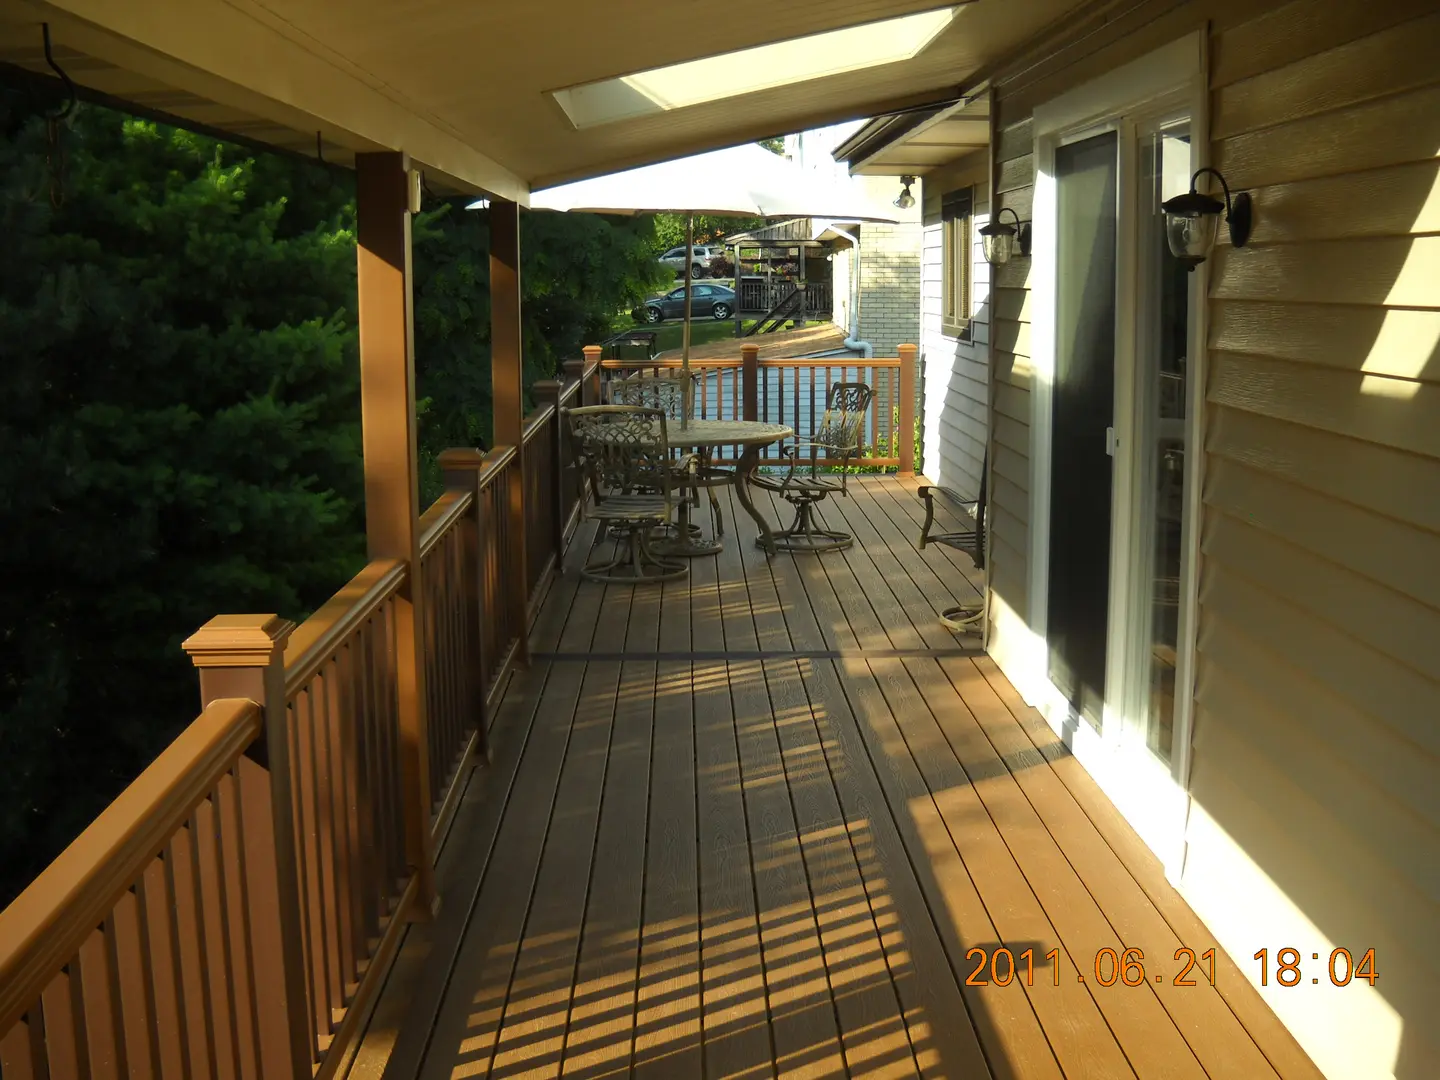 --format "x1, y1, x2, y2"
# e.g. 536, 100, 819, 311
834, 5, 1439, 1076
837, 102, 990, 498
